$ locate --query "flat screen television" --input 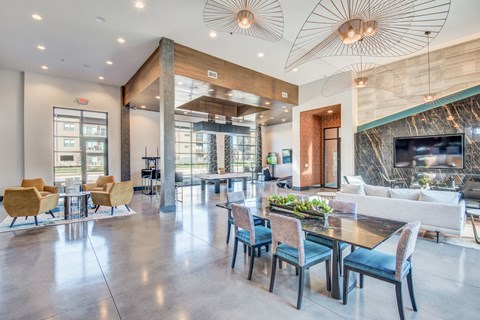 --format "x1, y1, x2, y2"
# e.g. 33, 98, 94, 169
282, 149, 292, 164
394, 134, 464, 169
